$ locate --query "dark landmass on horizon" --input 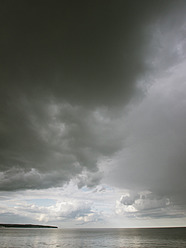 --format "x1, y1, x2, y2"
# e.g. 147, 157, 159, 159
0, 224, 58, 228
